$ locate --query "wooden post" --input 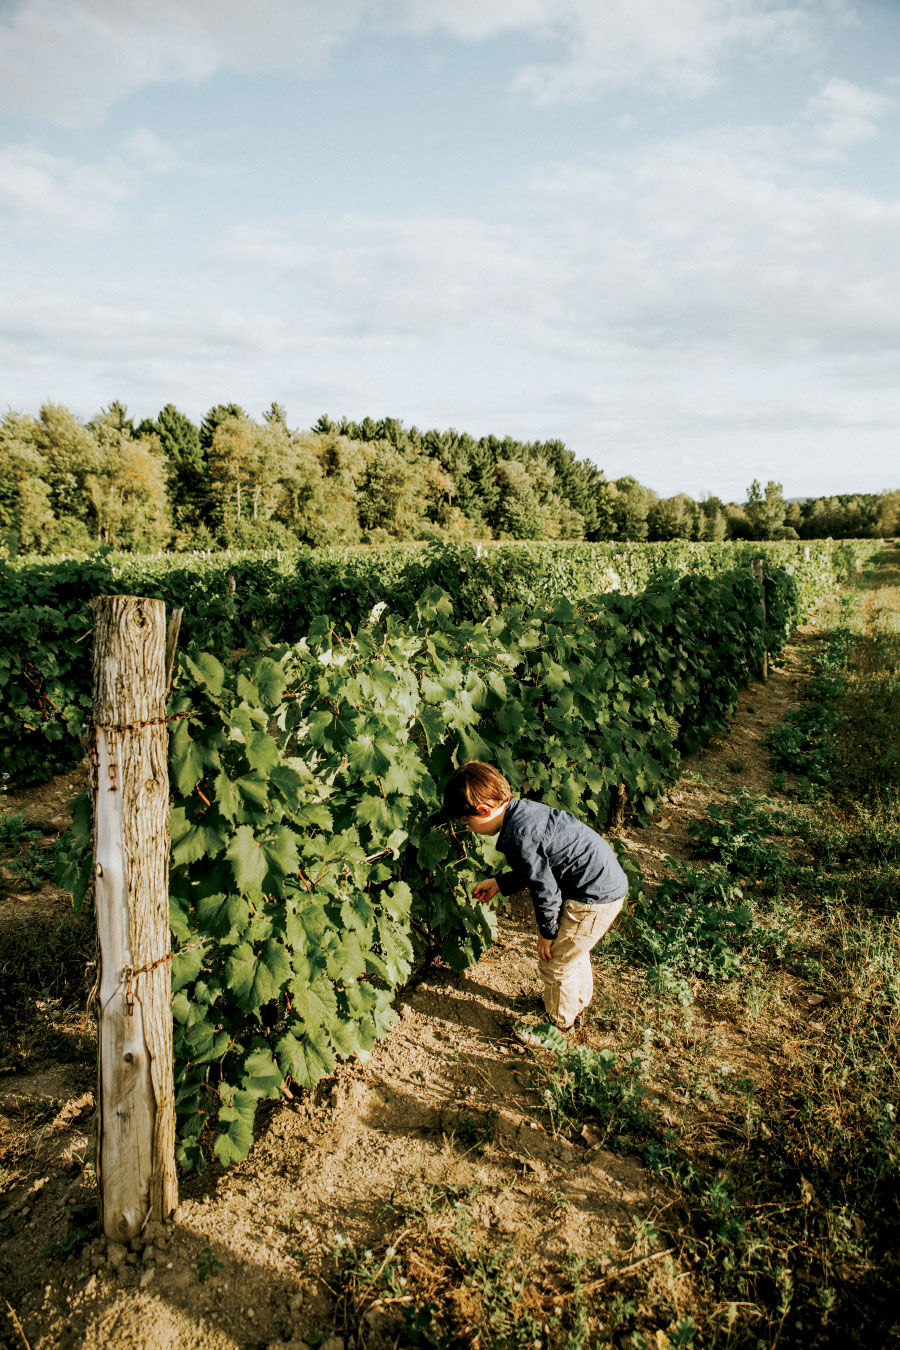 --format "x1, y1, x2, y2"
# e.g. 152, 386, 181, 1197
751, 558, 768, 681
164, 607, 183, 696
91, 595, 177, 1240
